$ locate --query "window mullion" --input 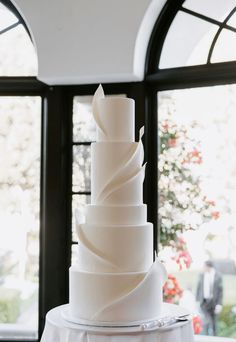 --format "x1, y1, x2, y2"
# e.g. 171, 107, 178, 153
39, 87, 71, 337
